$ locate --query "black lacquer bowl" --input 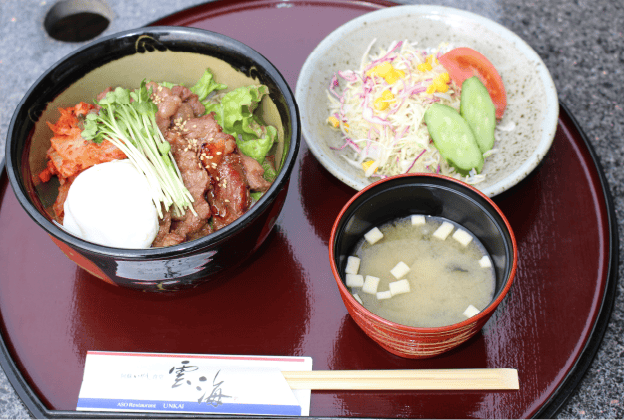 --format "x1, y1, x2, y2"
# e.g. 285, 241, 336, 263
5, 26, 300, 291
